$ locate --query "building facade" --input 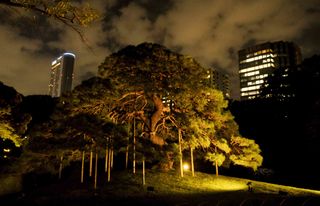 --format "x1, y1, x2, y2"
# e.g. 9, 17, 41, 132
207, 68, 231, 98
238, 41, 301, 101
48, 53, 75, 97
